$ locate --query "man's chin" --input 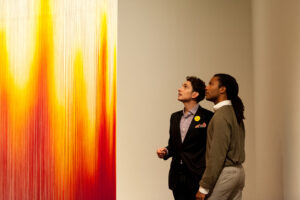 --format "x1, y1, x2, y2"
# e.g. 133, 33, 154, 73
177, 97, 185, 102
205, 97, 213, 102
